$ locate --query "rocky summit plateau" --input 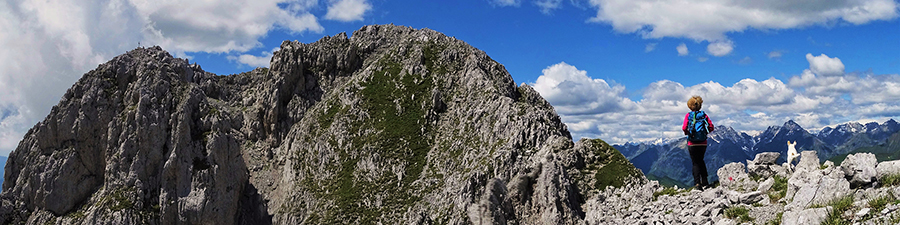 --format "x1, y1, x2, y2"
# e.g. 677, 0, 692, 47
0, 24, 645, 224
